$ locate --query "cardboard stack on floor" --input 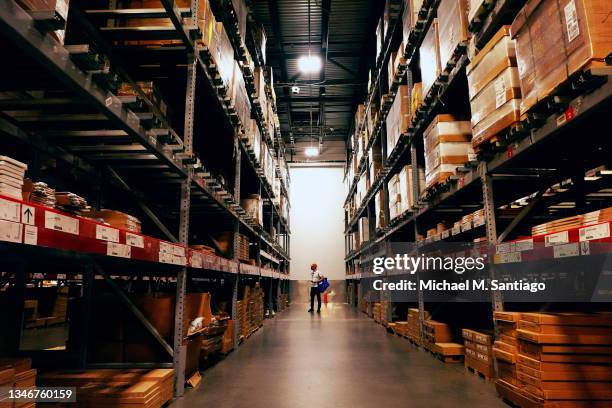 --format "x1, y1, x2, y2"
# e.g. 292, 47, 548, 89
0, 358, 36, 408
495, 312, 612, 406
407, 308, 428, 343
39, 368, 174, 408
424, 320, 464, 362
467, 26, 521, 150
493, 312, 521, 388
0, 156, 27, 200
423, 115, 474, 192
463, 328, 495, 378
